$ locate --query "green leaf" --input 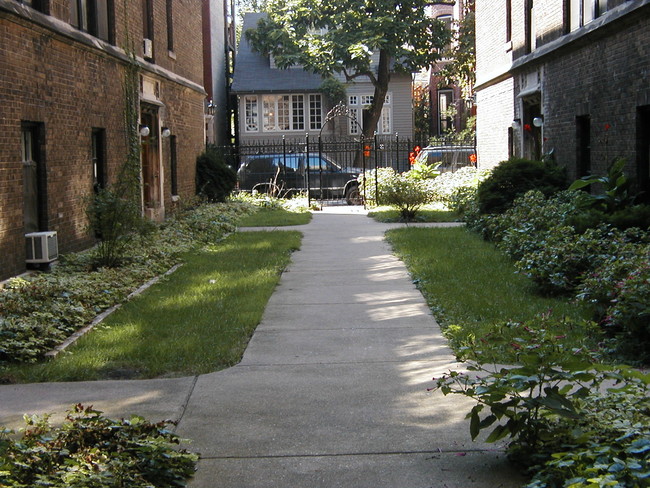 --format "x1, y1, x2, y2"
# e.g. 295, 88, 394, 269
485, 424, 510, 443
